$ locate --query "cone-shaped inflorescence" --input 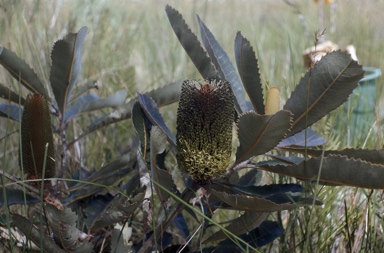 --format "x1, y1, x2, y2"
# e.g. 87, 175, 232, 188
176, 79, 235, 184
21, 94, 55, 183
